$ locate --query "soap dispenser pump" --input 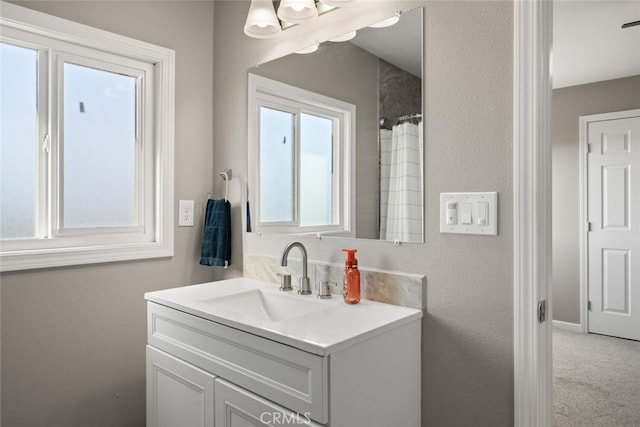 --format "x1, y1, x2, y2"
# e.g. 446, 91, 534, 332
342, 249, 360, 304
